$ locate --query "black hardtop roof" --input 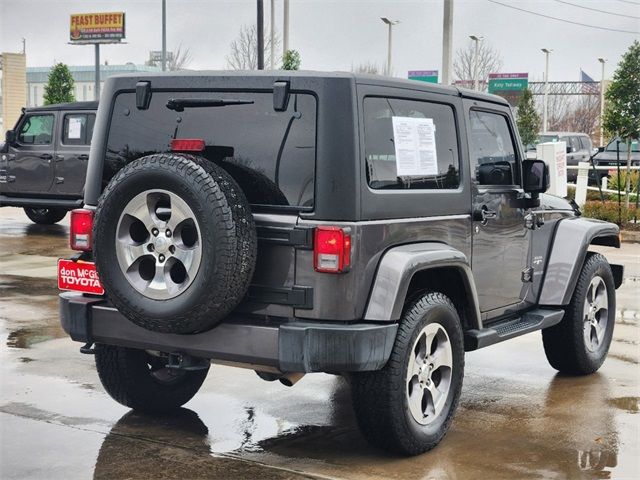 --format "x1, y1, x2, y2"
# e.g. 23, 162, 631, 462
106, 70, 509, 106
25, 101, 98, 112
